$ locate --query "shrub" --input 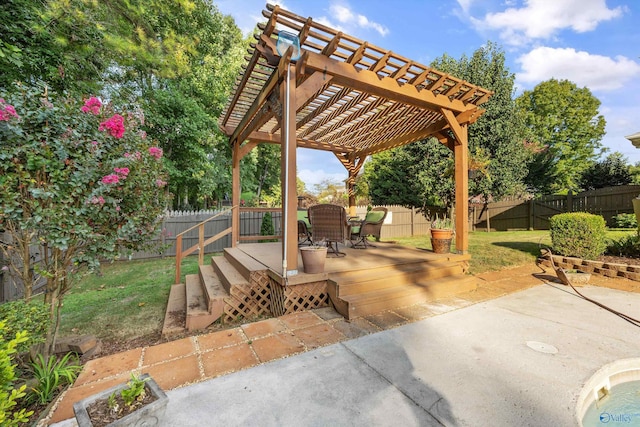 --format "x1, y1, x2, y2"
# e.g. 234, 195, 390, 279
550, 212, 607, 259
607, 234, 640, 258
259, 212, 277, 243
0, 300, 49, 354
611, 213, 637, 229
0, 322, 33, 426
